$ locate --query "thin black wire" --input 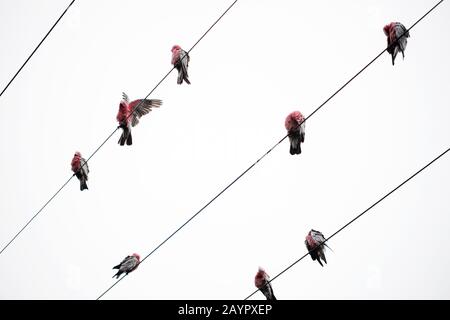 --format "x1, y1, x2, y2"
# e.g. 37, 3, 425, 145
96, 0, 240, 300
0, 0, 76, 98
305, 0, 445, 123
245, 146, 450, 300
0, 175, 74, 256
124, 0, 240, 106
0, 0, 240, 258
96, 0, 444, 300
